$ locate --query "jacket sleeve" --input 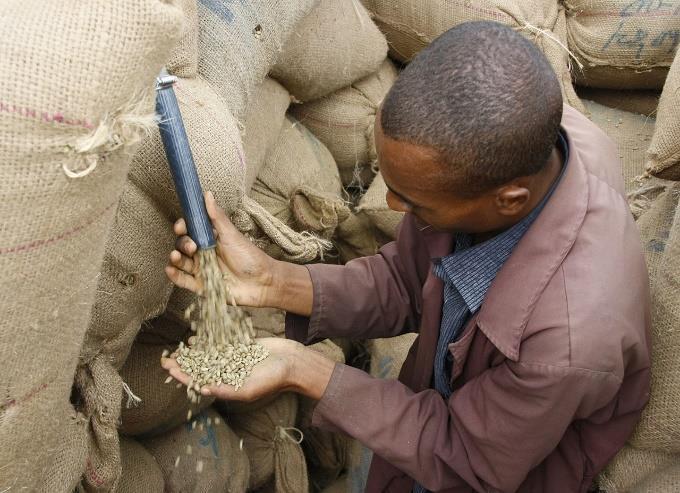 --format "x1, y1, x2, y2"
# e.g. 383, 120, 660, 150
286, 215, 429, 343
311, 361, 621, 492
